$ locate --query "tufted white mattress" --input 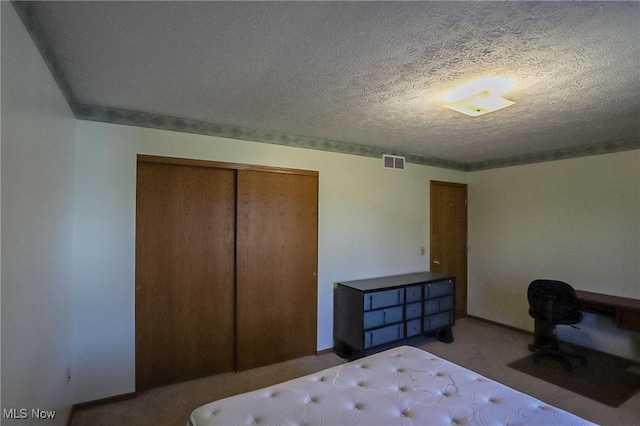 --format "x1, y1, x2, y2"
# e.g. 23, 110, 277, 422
188, 345, 595, 426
